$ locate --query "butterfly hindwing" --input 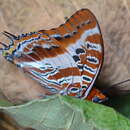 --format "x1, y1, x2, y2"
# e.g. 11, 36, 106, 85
38, 9, 104, 98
